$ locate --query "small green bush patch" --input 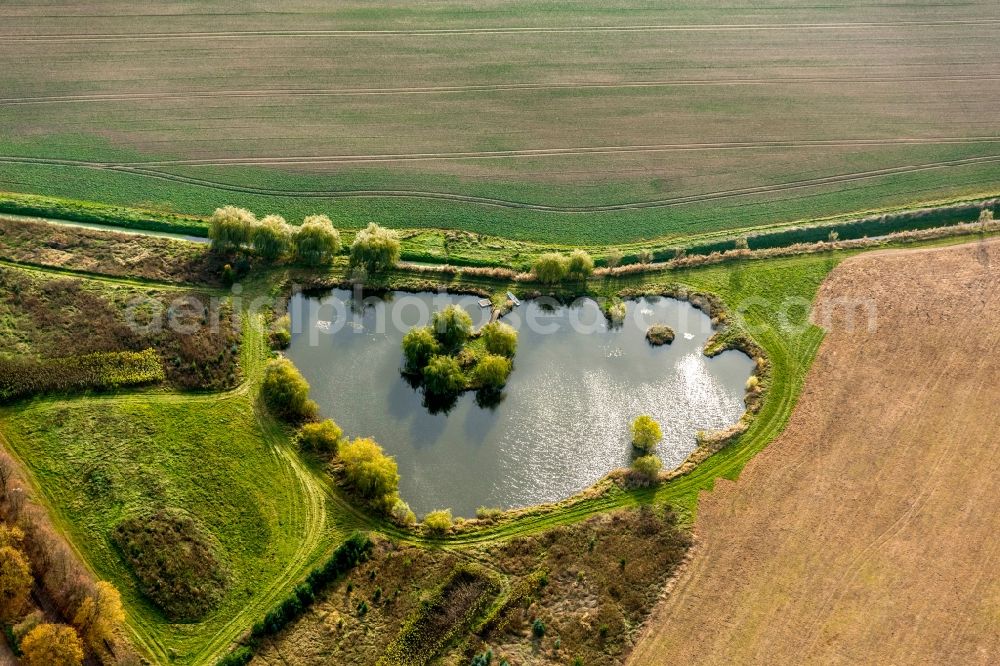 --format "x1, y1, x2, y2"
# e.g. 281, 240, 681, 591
112, 508, 231, 622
